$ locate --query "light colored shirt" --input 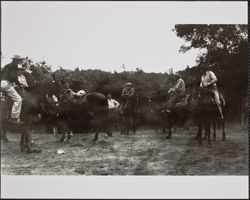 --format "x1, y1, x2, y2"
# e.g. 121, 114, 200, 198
200, 70, 217, 87
172, 78, 185, 92
108, 98, 120, 109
